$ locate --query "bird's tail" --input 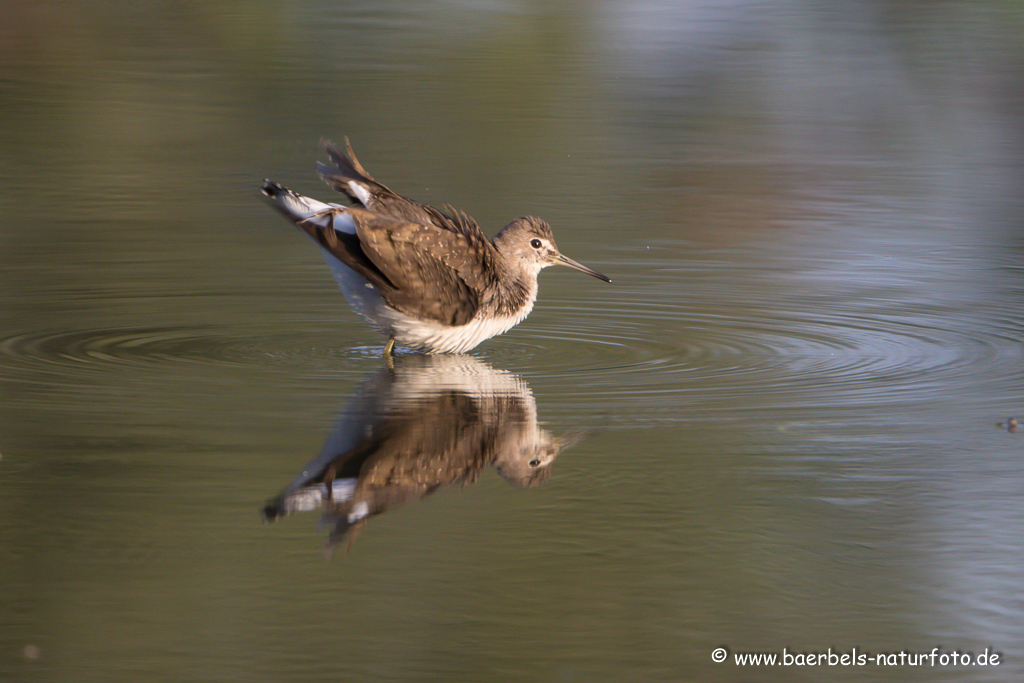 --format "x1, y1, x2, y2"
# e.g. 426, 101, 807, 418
261, 180, 335, 223
261, 179, 359, 247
